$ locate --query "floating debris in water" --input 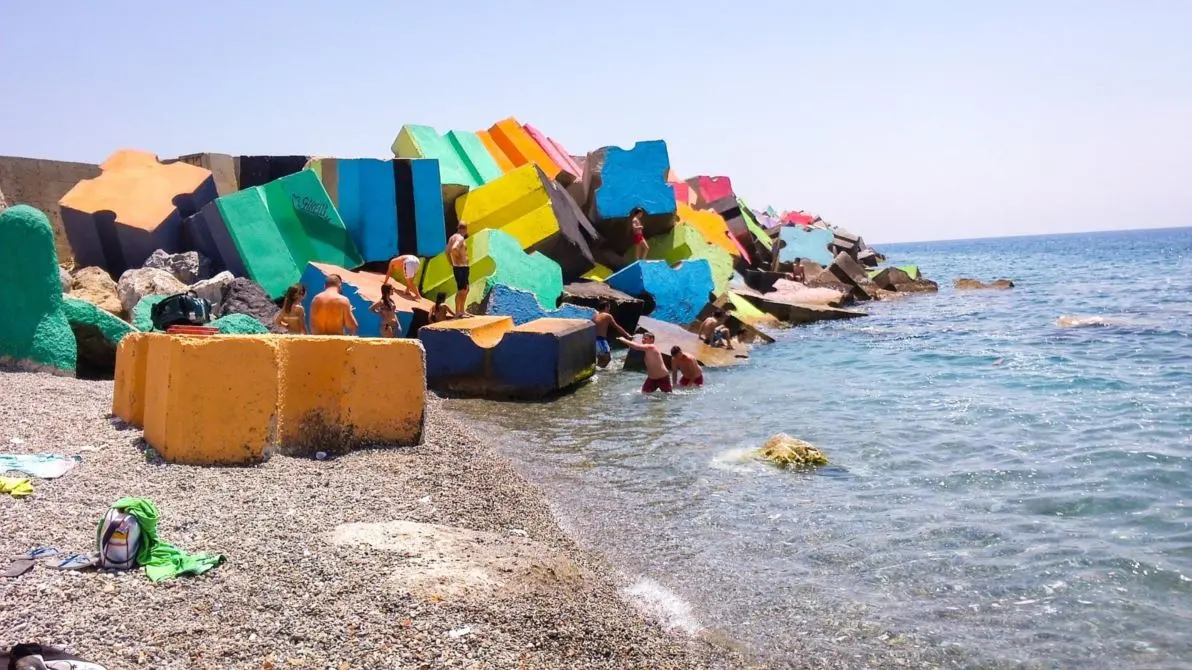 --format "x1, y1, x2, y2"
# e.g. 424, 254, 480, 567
756, 434, 828, 468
